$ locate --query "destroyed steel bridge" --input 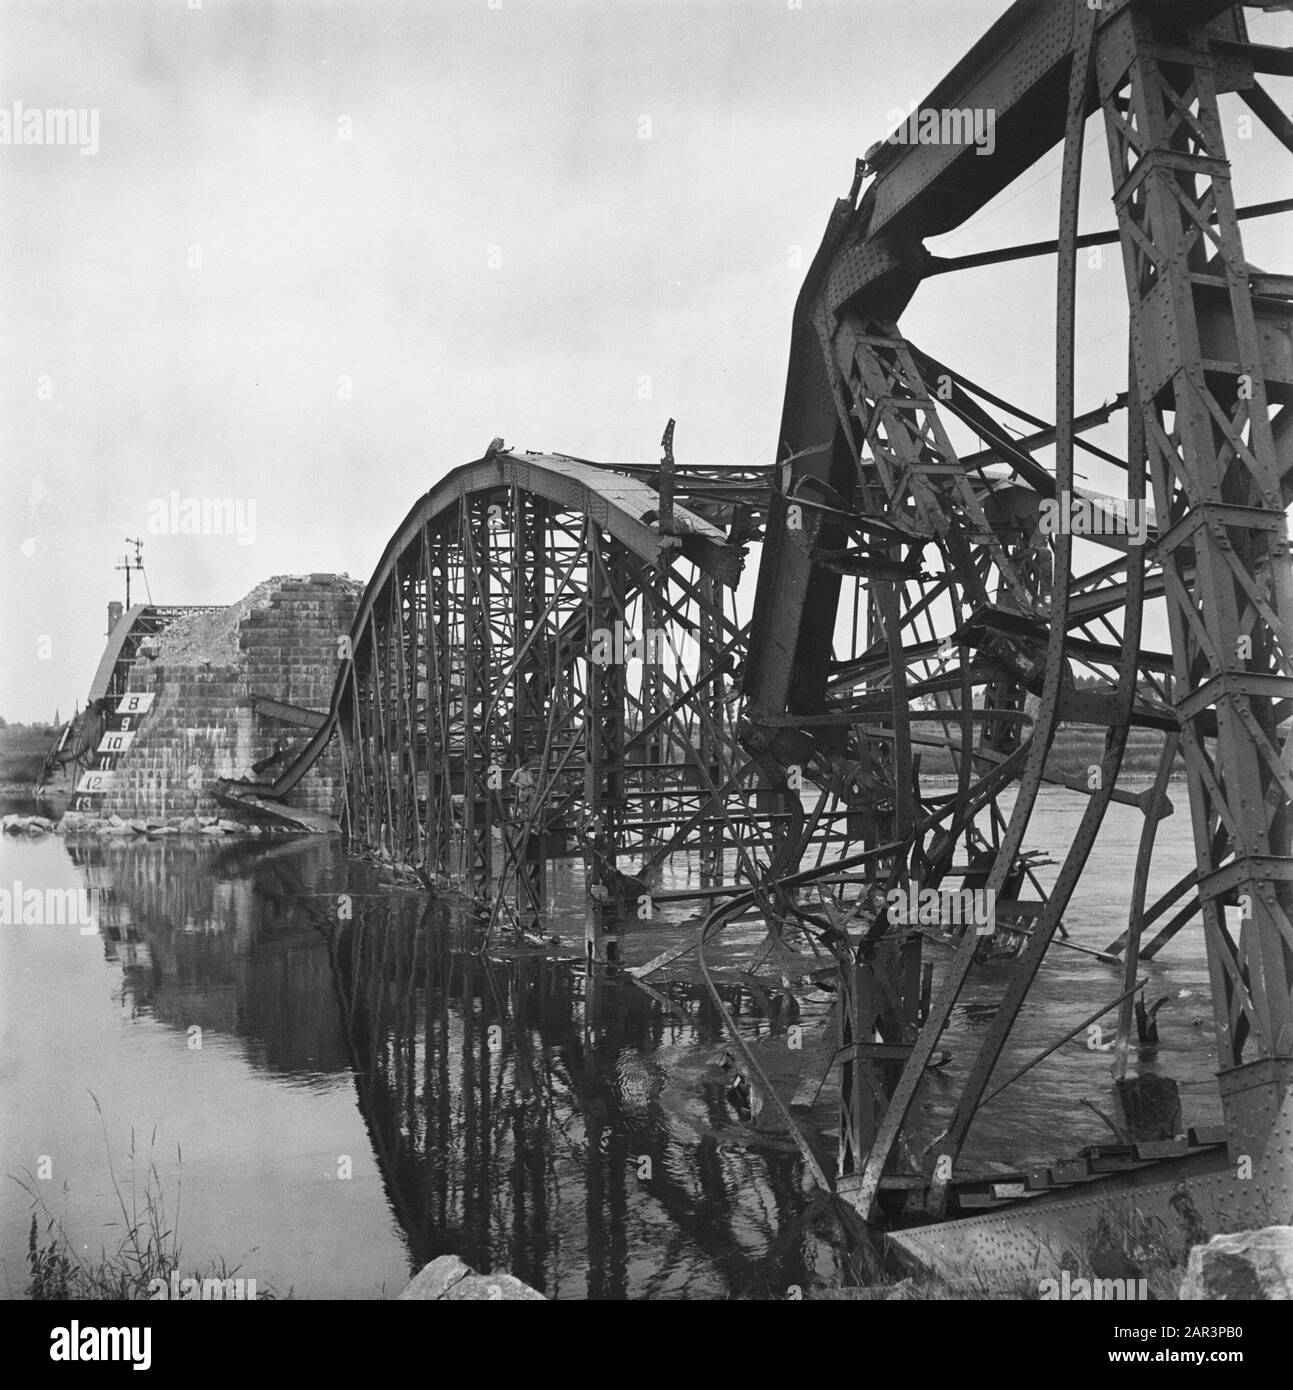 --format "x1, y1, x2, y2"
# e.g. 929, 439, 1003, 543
72, 0, 1293, 1273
